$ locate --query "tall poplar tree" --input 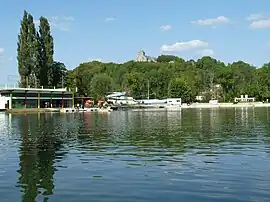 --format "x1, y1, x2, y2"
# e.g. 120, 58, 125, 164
17, 10, 29, 87
27, 14, 38, 87
18, 11, 66, 89
37, 17, 54, 88
17, 10, 37, 87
